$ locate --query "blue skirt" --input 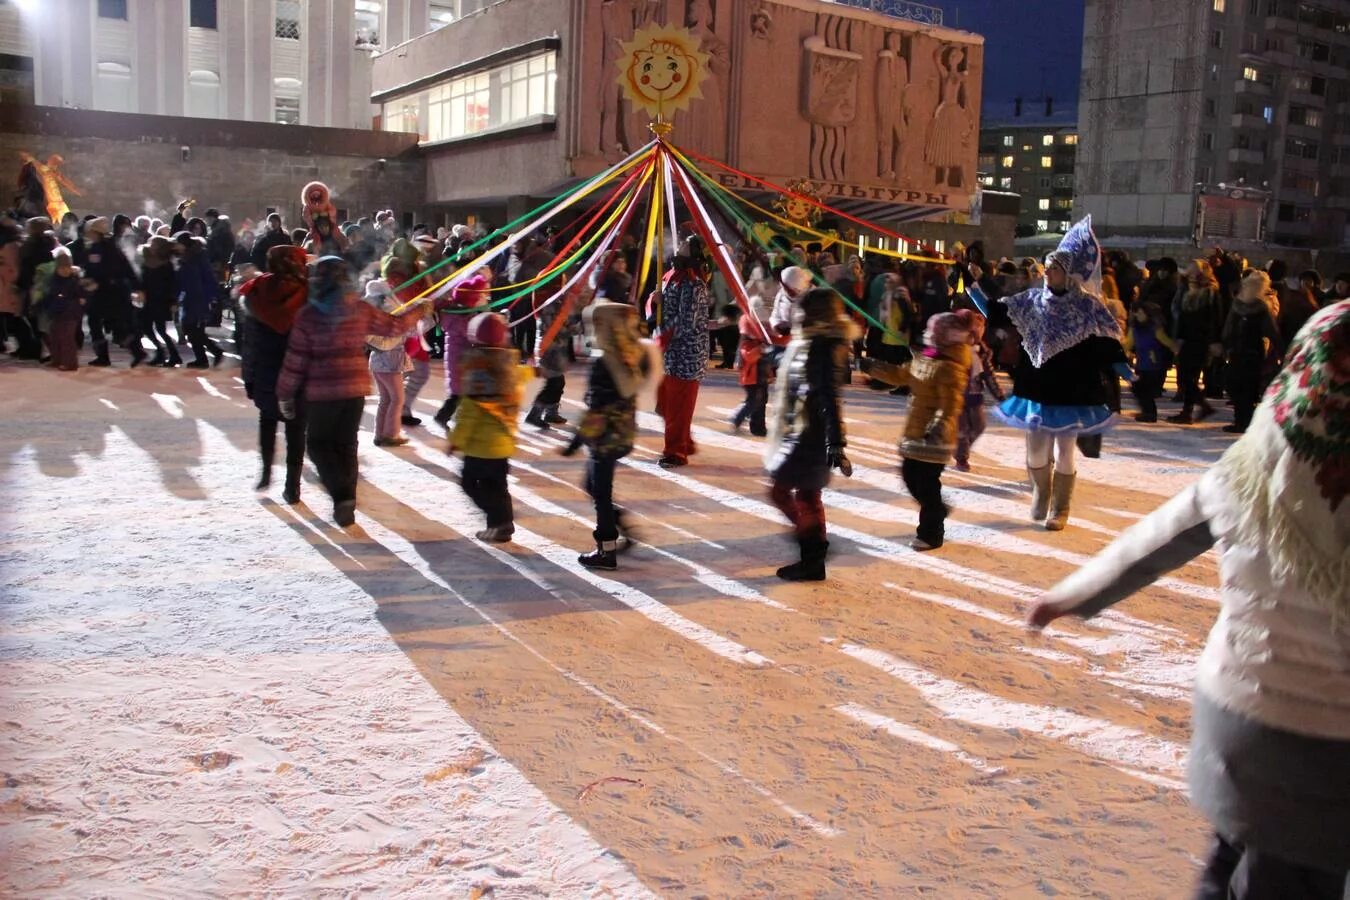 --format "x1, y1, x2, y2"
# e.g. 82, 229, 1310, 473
994, 396, 1115, 435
